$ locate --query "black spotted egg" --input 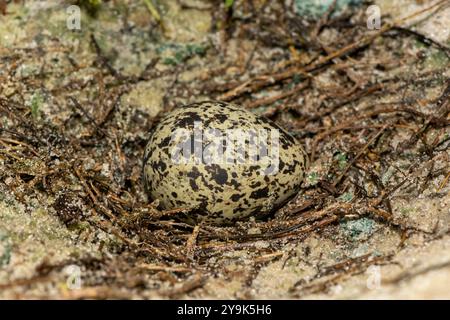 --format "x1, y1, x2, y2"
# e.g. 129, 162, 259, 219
143, 101, 308, 225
